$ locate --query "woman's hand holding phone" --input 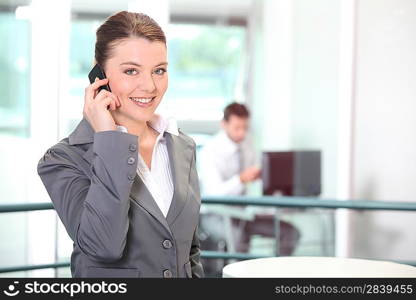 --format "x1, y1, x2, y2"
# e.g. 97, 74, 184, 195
83, 78, 121, 132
